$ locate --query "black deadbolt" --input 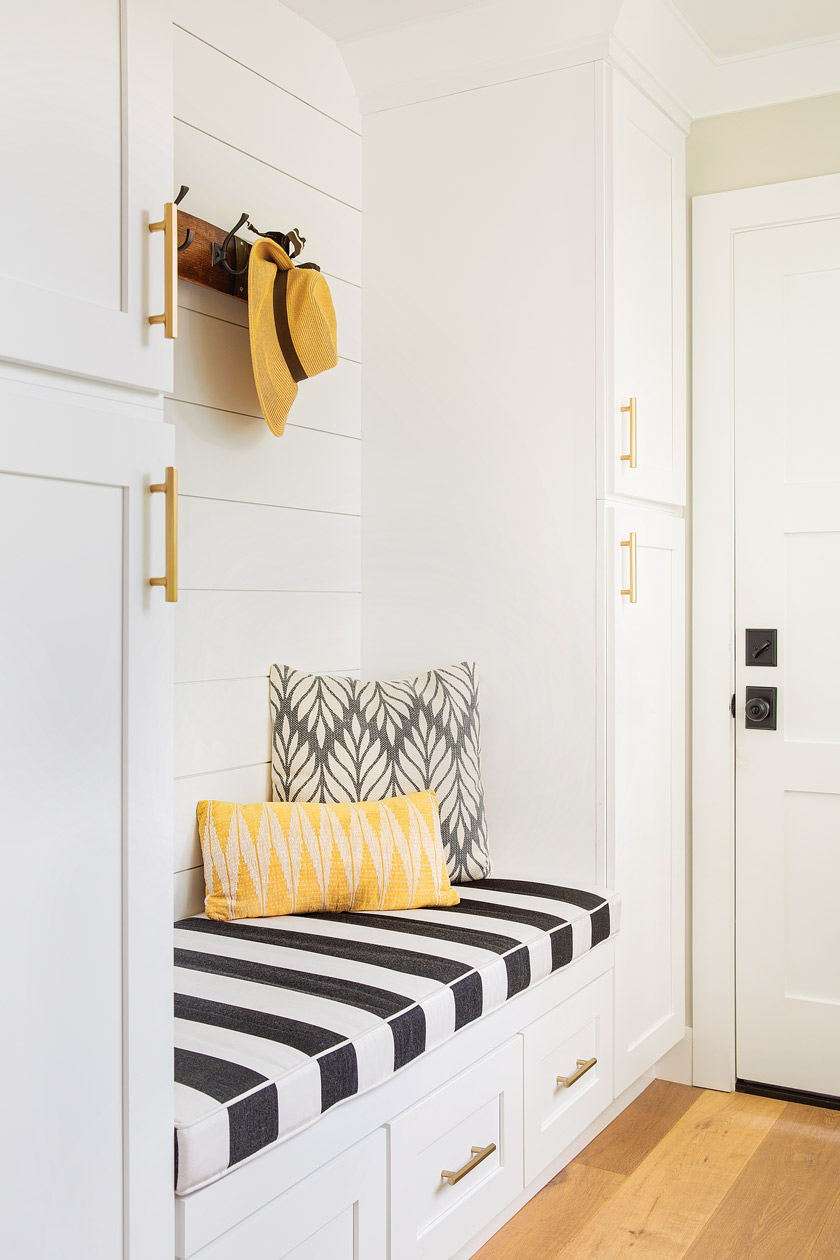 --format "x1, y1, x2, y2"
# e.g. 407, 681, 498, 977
745, 686, 777, 730
745, 628, 777, 666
